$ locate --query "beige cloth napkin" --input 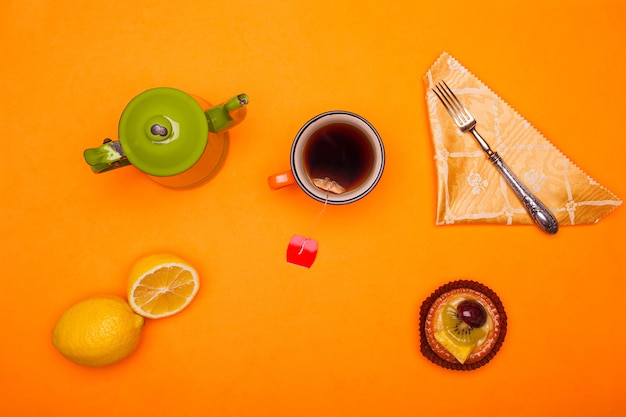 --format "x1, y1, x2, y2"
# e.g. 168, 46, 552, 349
424, 52, 621, 227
